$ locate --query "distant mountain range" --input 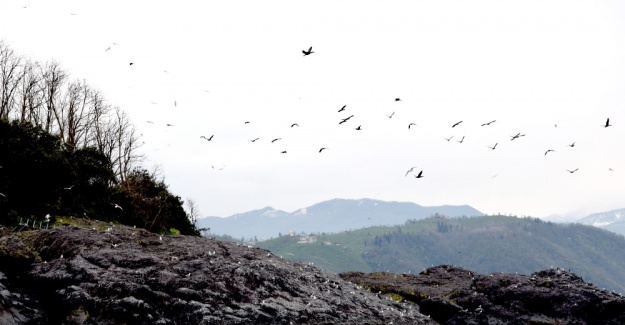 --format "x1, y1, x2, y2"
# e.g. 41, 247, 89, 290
577, 208, 625, 236
196, 198, 483, 240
